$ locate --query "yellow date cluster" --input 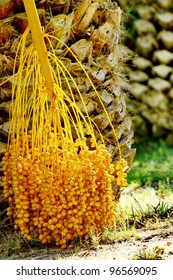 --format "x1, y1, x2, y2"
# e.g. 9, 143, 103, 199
2, 141, 116, 249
